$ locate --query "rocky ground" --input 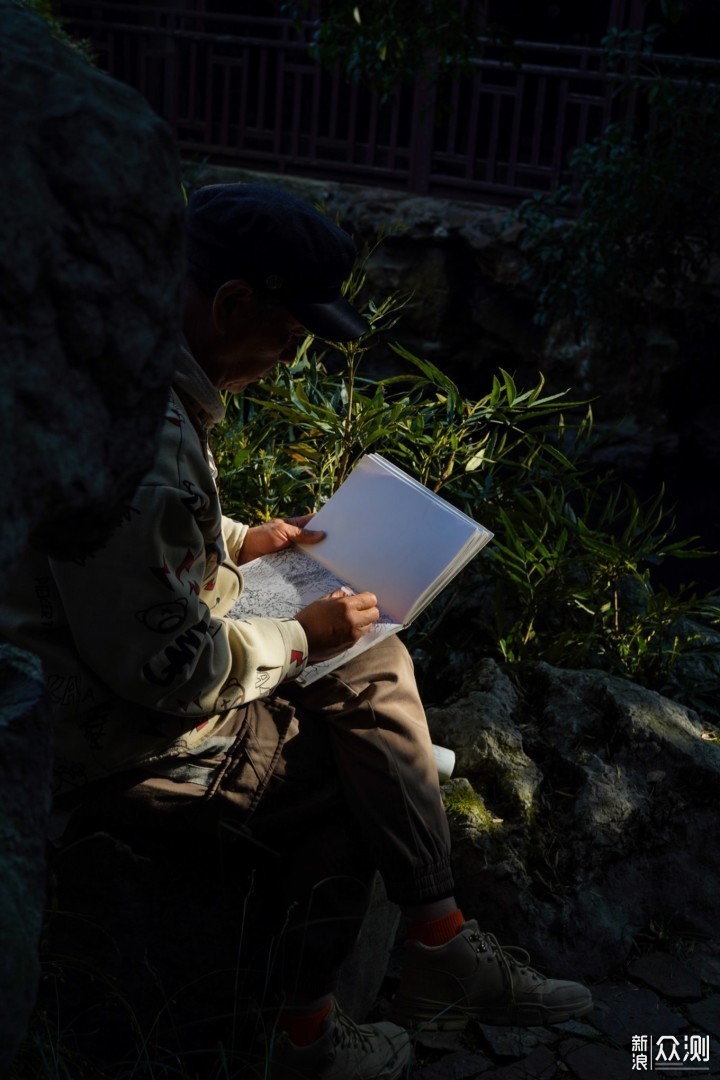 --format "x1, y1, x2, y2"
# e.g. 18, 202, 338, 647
378, 943, 720, 1079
